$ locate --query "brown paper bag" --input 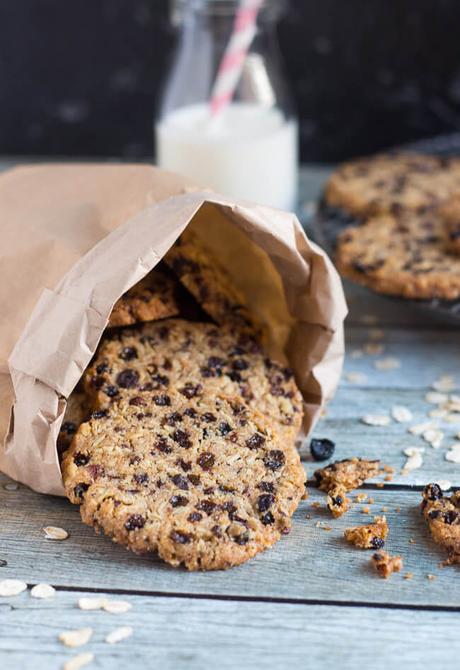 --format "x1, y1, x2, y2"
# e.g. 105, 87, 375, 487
0, 164, 347, 496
